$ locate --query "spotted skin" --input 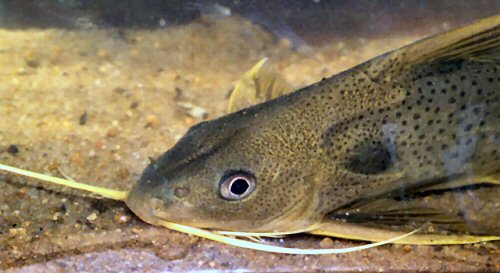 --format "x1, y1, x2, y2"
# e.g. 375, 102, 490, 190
126, 16, 500, 234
